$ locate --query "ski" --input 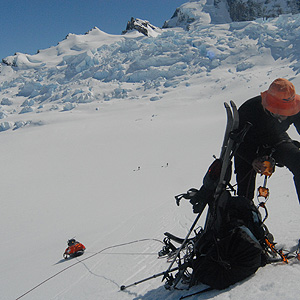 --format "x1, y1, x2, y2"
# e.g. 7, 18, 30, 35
204, 101, 254, 231
214, 101, 239, 199
202, 101, 239, 231
219, 101, 234, 159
